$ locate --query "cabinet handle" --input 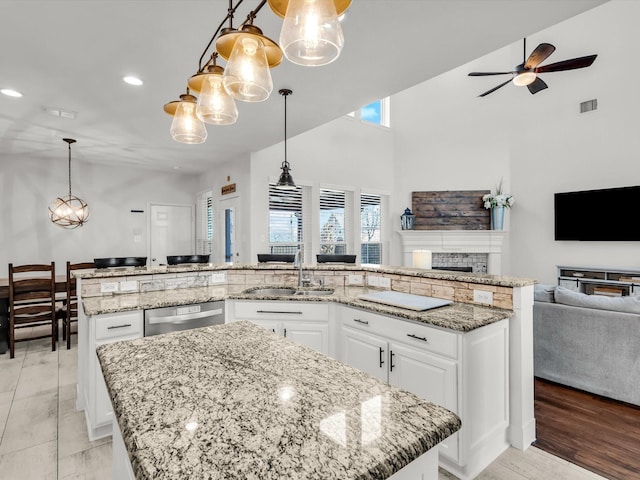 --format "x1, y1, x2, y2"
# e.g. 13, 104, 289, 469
390, 350, 395, 372
353, 318, 369, 325
407, 333, 428, 343
379, 347, 385, 368
107, 323, 132, 330
256, 310, 302, 315
284, 328, 287, 337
